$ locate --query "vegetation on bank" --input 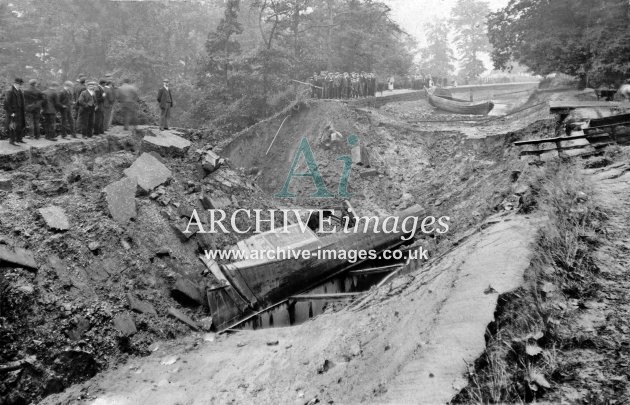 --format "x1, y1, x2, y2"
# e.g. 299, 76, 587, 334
454, 156, 620, 402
